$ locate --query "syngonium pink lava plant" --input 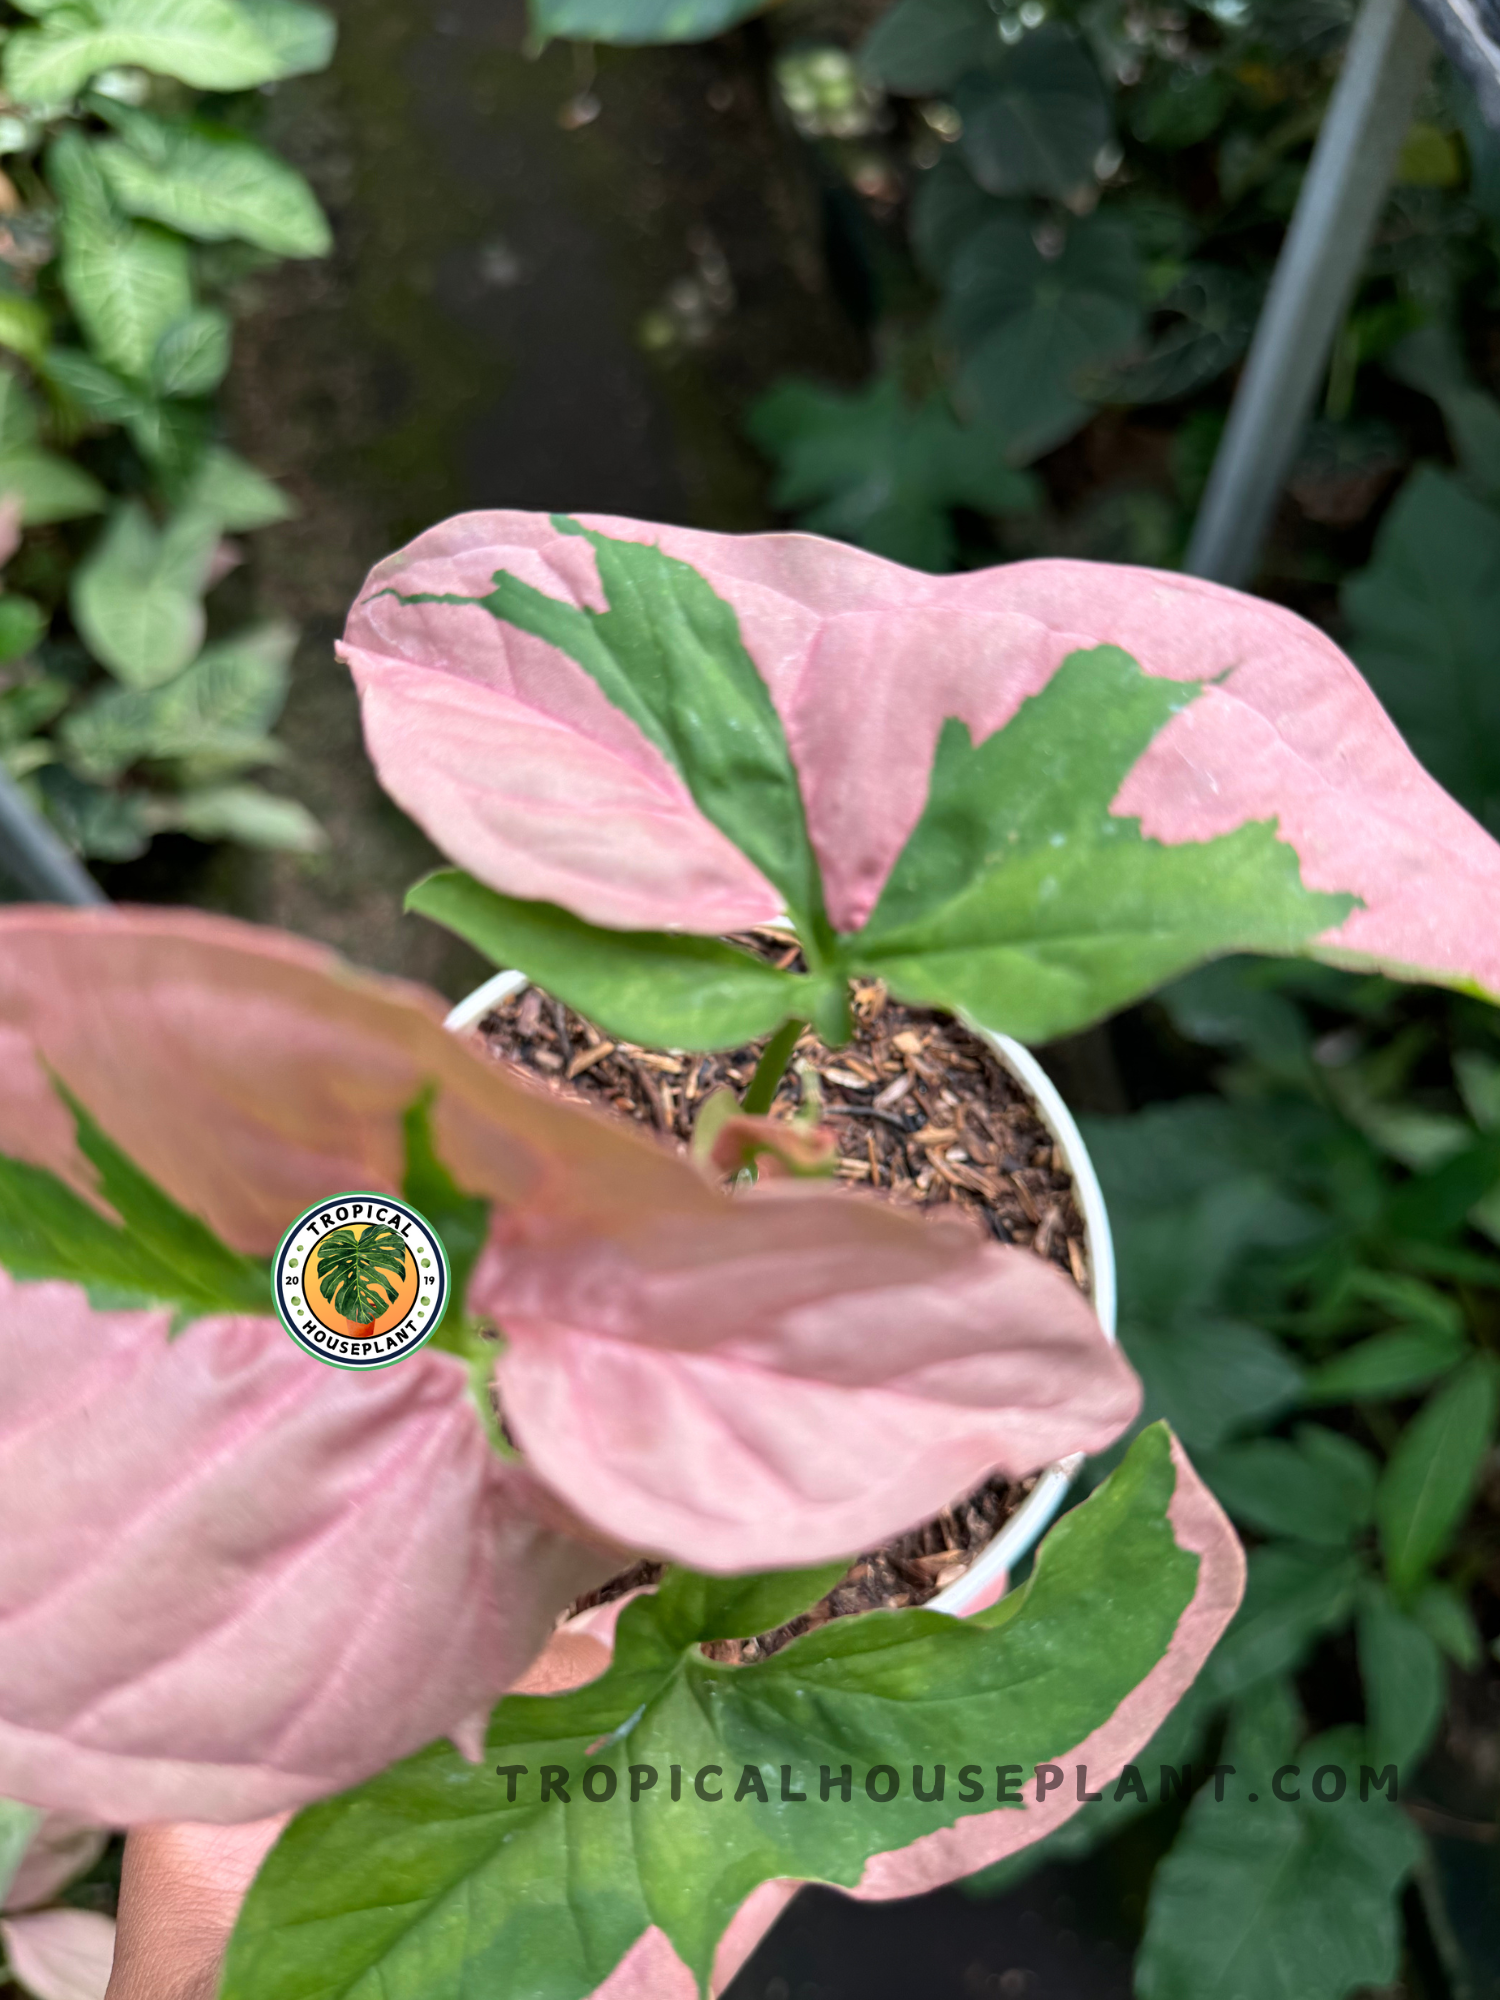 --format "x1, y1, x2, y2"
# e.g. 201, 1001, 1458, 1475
0, 908, 1233, 2000
341, 511, 1500, 1078
317, 508, 1500, 1996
